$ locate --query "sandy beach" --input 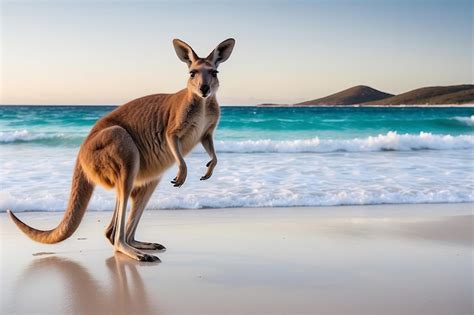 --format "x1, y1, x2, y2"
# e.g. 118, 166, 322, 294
0, 203, 472, 315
